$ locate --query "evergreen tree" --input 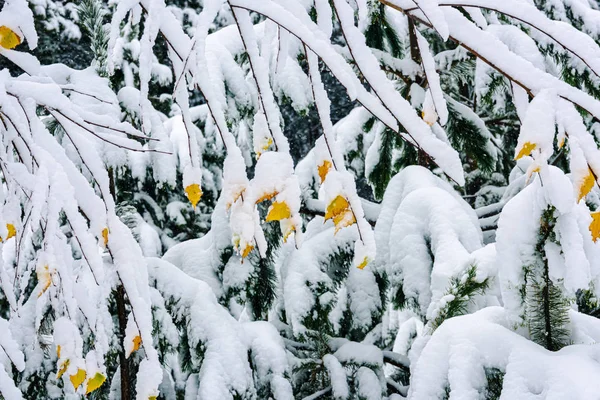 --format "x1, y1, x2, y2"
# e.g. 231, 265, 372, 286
2, 0, 600, 399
